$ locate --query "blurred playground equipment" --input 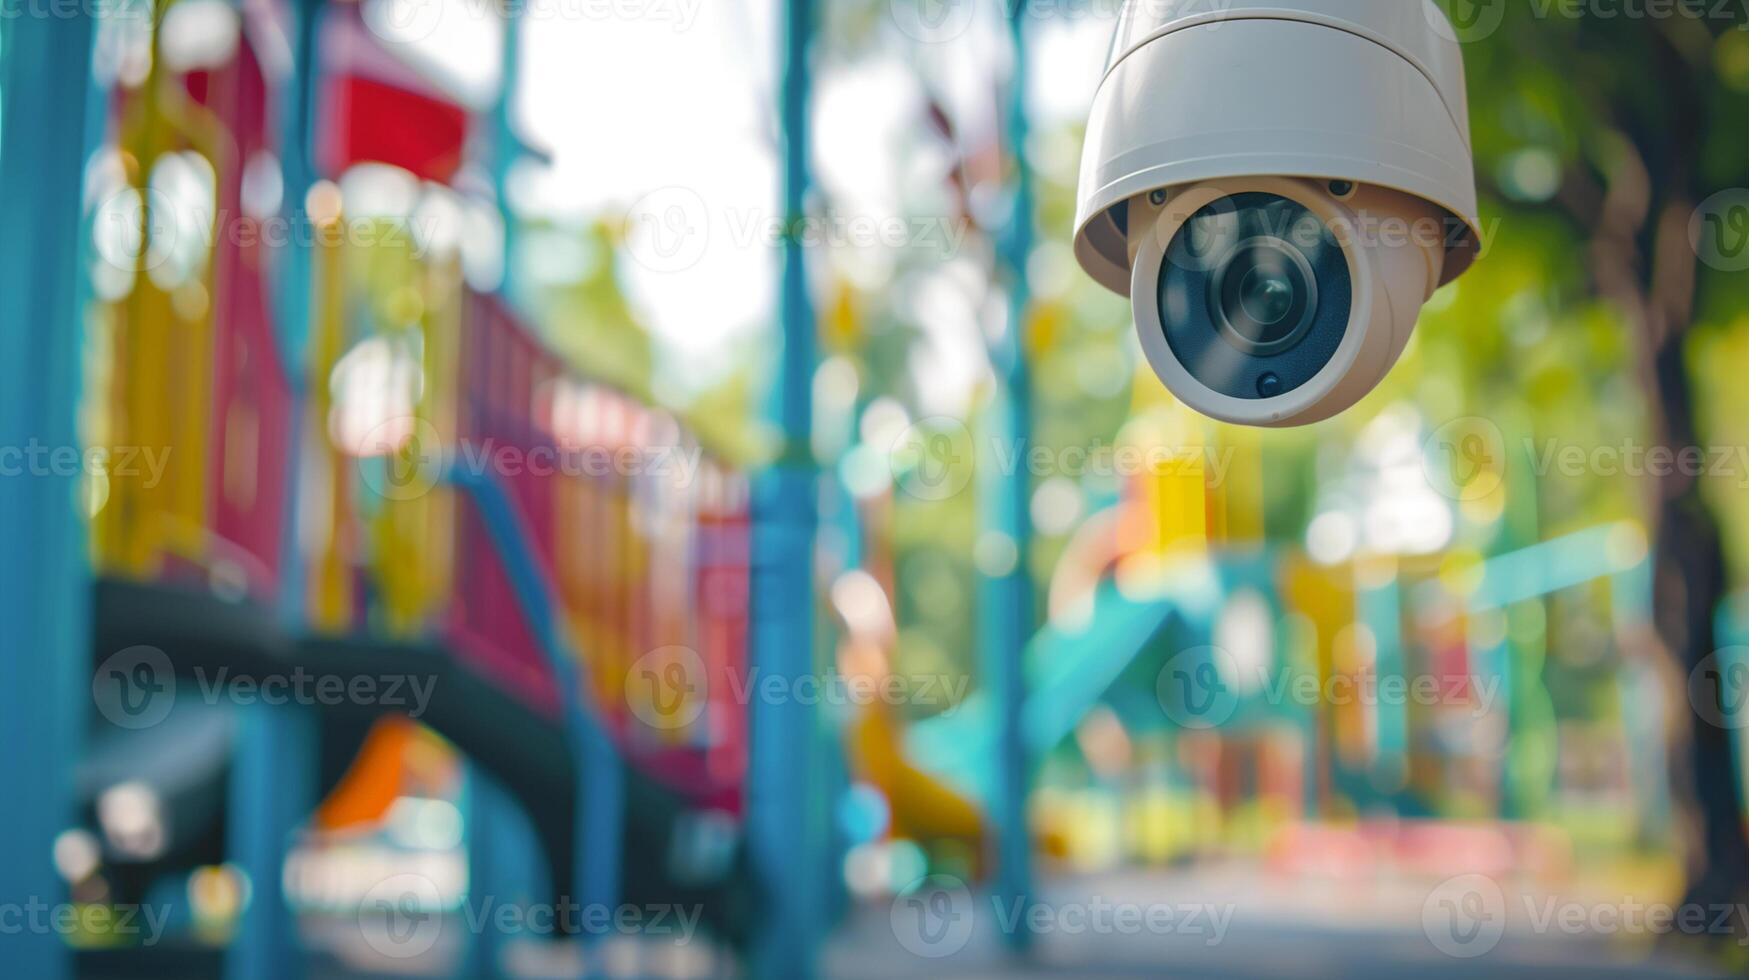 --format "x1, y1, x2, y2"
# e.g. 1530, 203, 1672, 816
73, 1, 765, 974
4, 1, 1749, 979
